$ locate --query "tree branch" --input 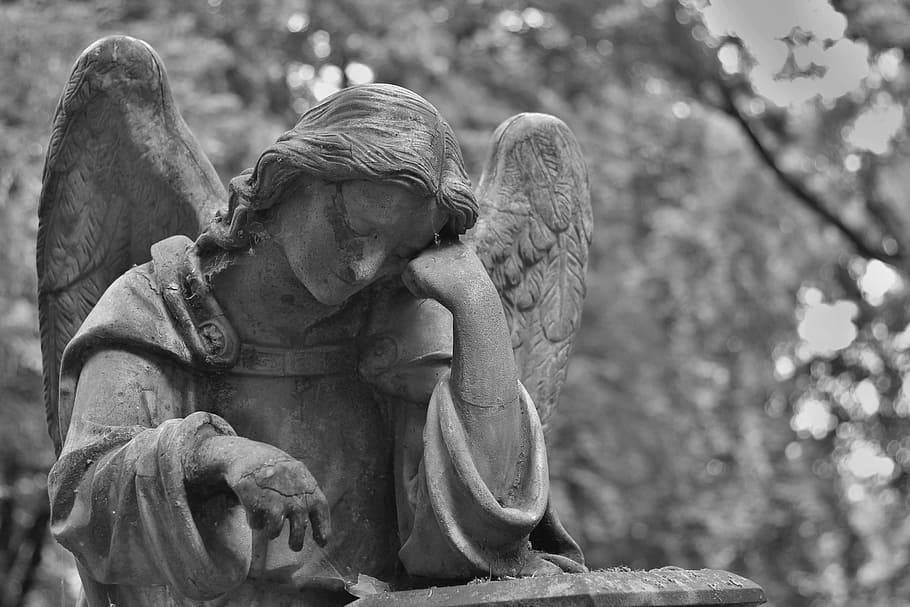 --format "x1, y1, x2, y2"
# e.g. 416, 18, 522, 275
715, 78, 903, 267
858, 153, 906, 245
